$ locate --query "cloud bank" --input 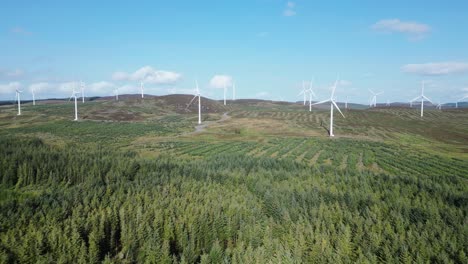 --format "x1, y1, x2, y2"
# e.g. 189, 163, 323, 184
209, 75, 233, 89
402, 62, 468, 76
112, 66, 181, 84
283, 1, 296, 17
372, 19, 431, 40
